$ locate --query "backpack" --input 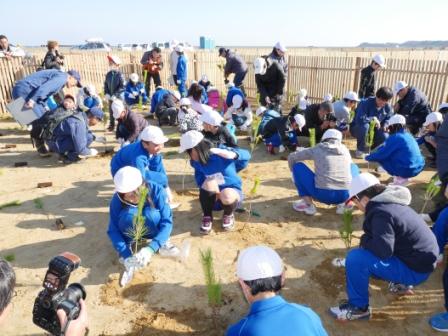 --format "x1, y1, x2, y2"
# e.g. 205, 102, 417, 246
207, 89, 221, 109
41, 109, 83, 140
